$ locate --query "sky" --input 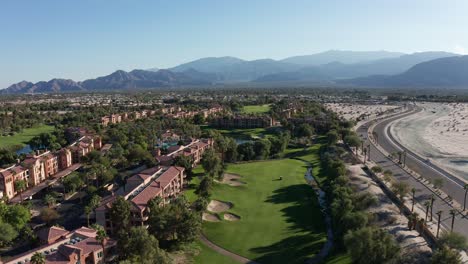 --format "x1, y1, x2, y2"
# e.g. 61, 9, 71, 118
1, 0, 467, 88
